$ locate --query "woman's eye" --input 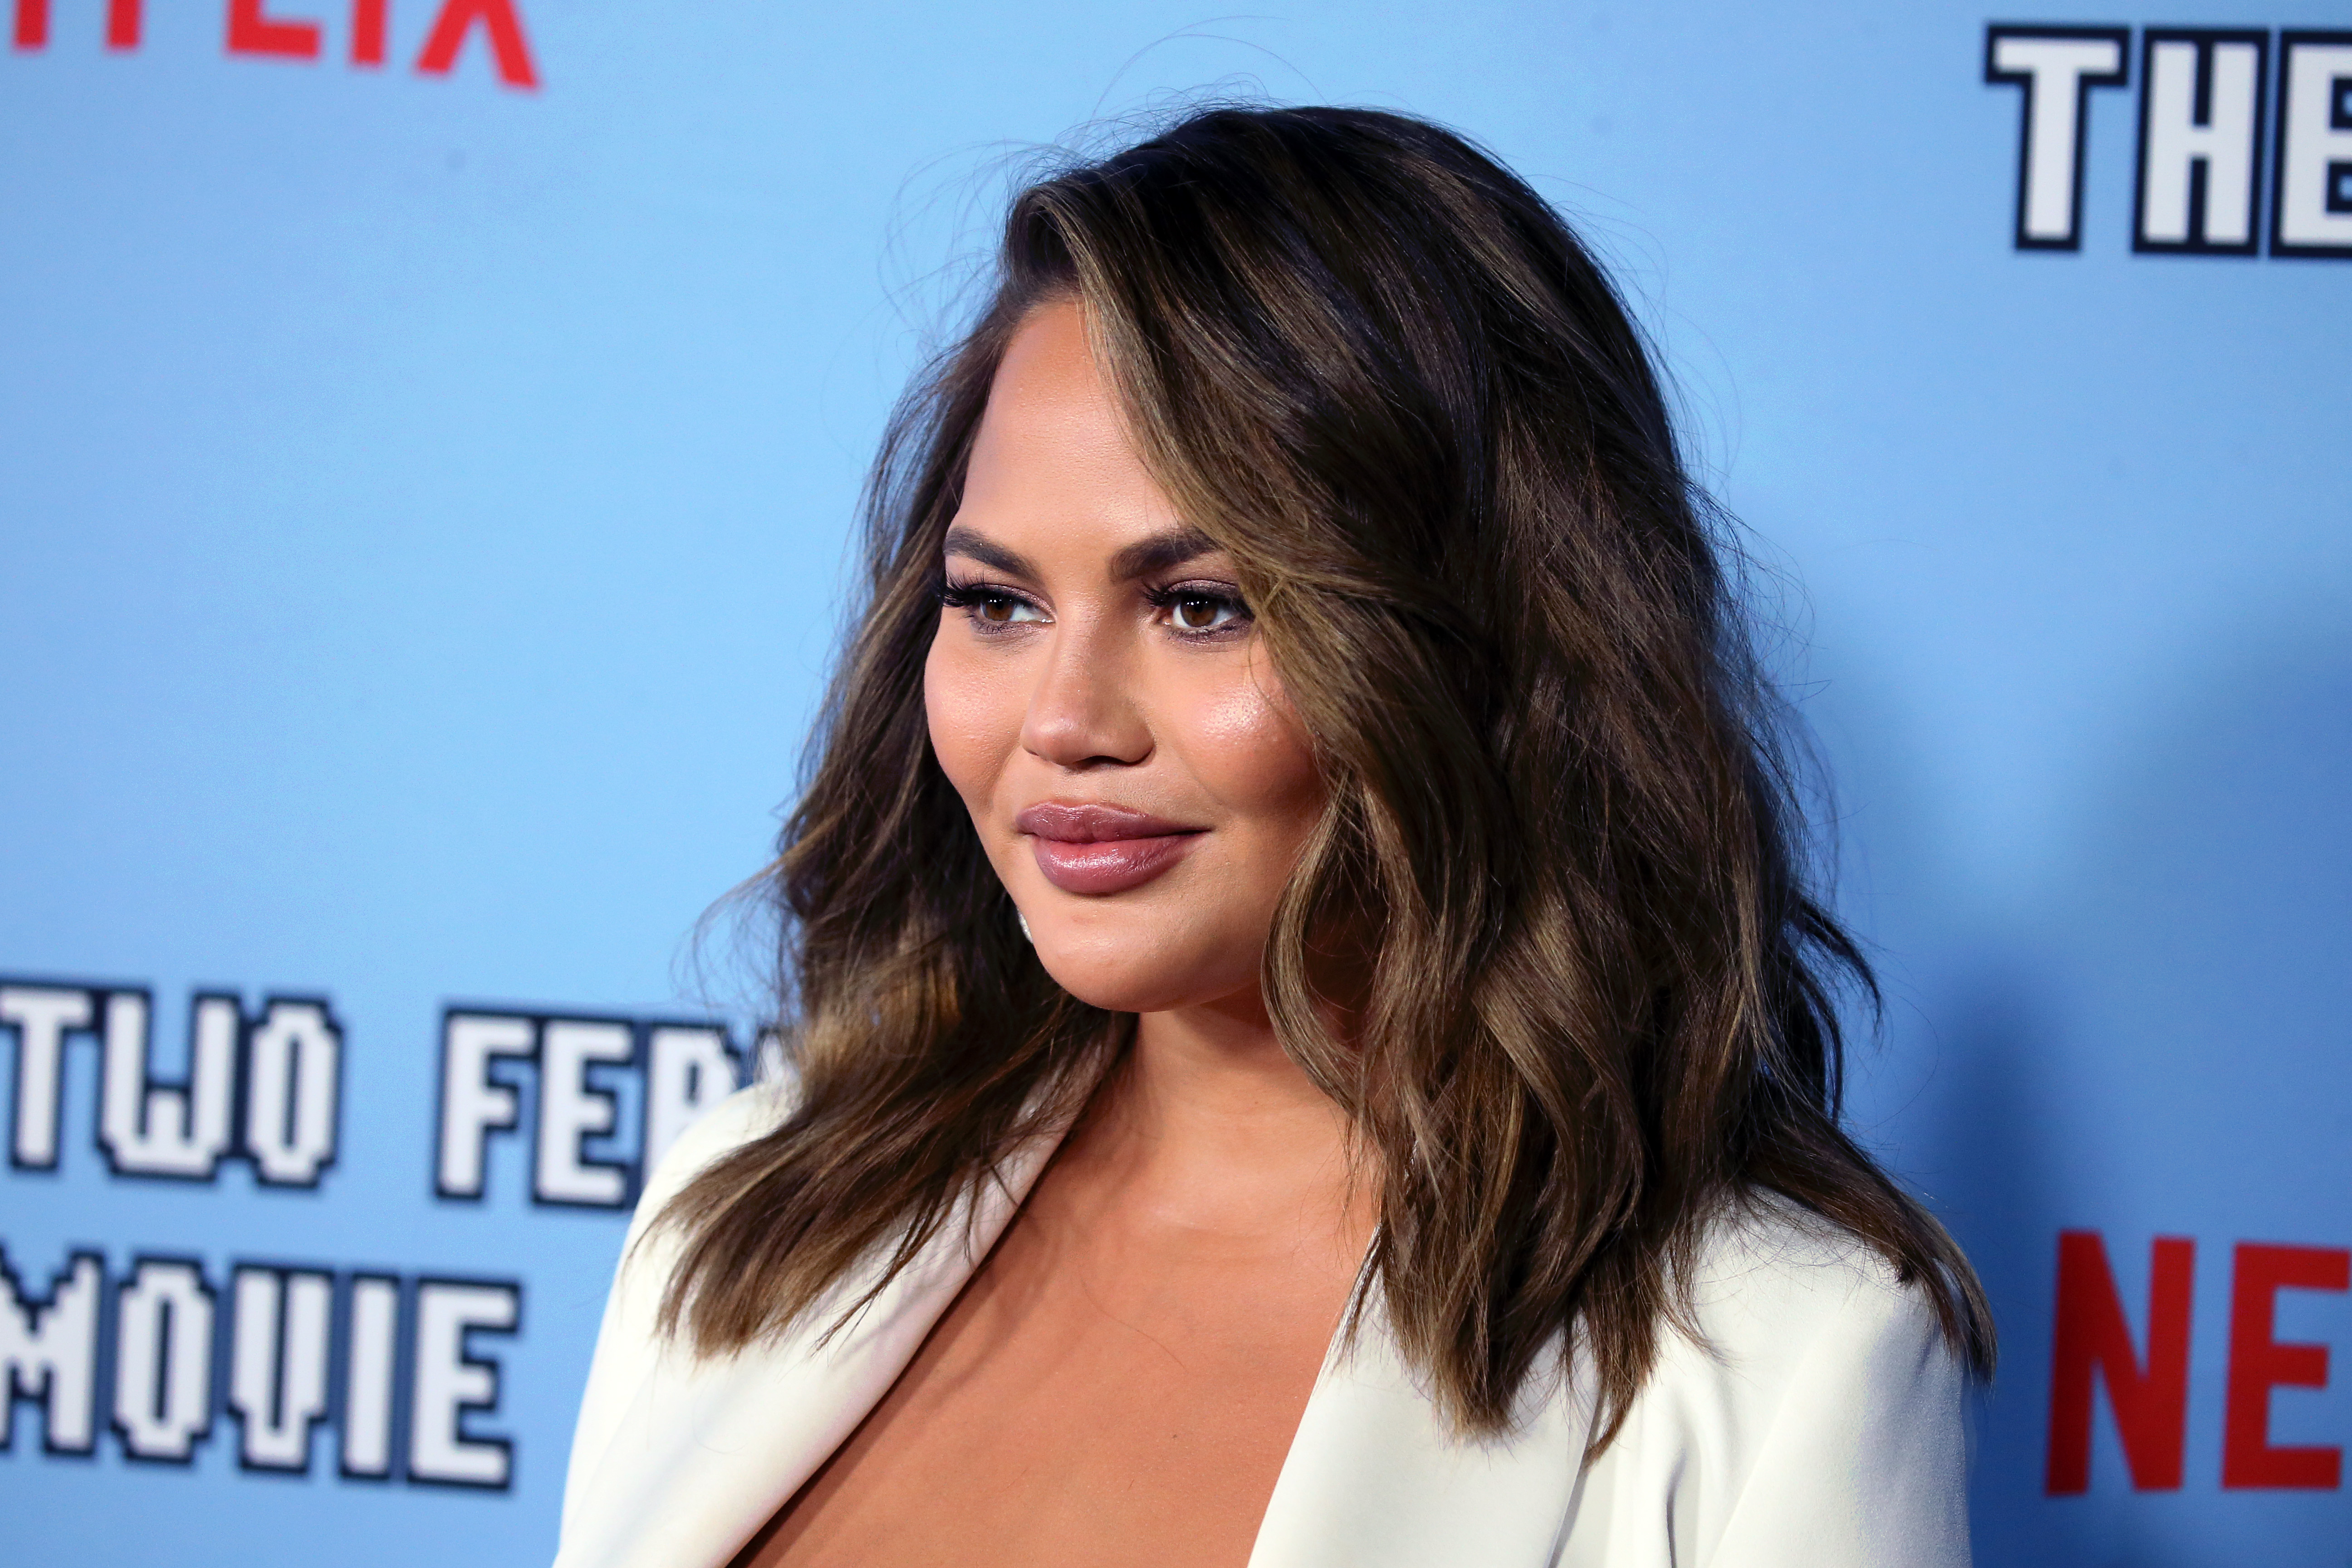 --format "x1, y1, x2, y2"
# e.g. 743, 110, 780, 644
941, 584, 1046, 627
1163, 591, 1247, 632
